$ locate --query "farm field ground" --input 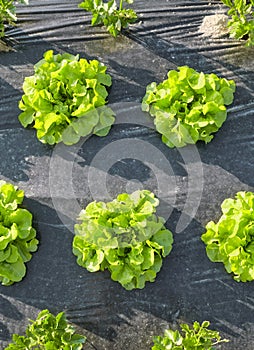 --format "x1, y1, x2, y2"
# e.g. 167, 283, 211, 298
0, 1, 254, 349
